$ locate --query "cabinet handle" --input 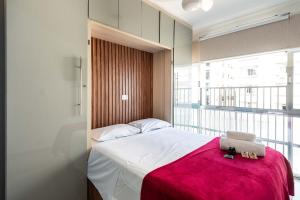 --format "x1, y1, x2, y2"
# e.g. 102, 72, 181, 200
75, 57, 83, 115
